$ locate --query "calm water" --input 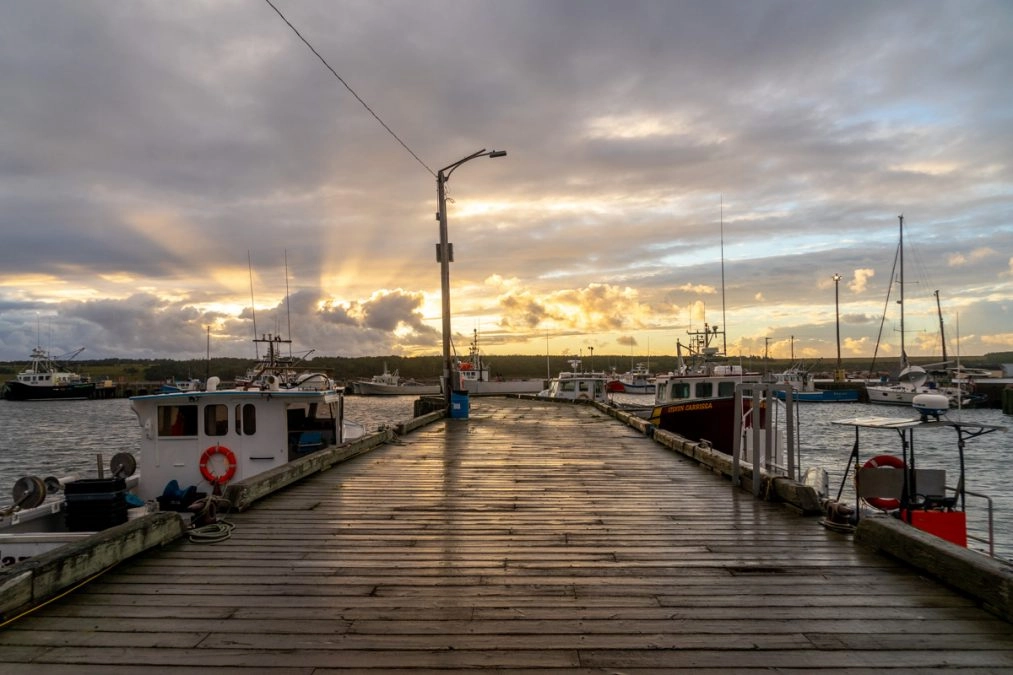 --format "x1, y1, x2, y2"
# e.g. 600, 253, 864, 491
2, 395, 1009, 559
